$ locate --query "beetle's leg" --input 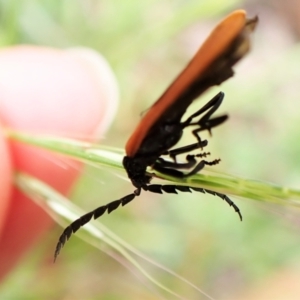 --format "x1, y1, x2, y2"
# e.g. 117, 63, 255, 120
182, 92, 224, 125
153, 157, 220, 177
191, 115, 228, 139
181, 92, 228, 138
155, 155, 197, 170
161, 140, 208, 162
190, 114, 227, 142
